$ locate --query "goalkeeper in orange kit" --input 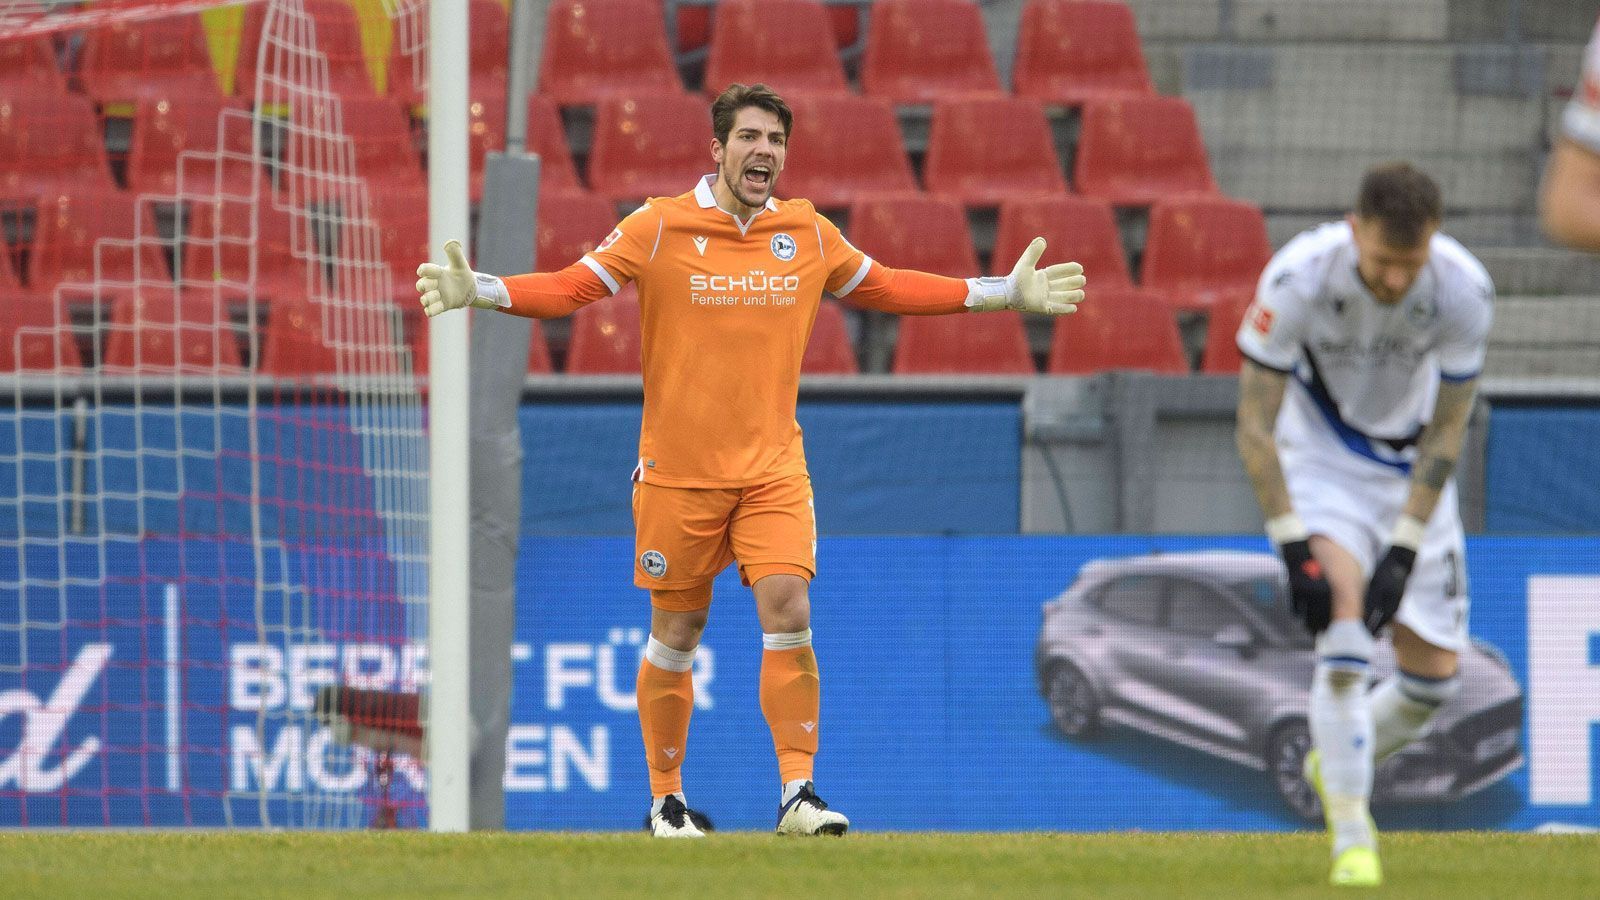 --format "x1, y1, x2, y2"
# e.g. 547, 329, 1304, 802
417, 83, 1086, 836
